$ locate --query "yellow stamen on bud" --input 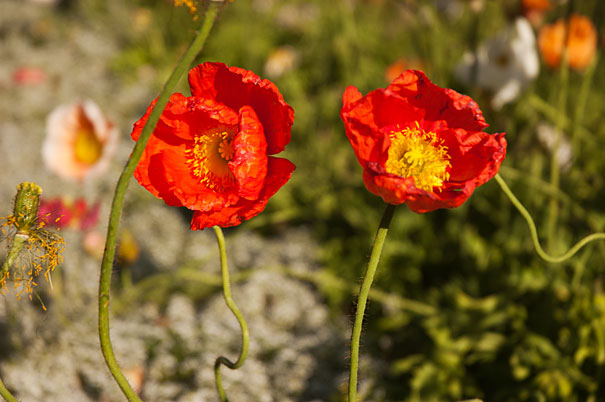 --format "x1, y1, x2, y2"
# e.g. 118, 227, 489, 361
385, 123, 452, 191
174, 0, 199, 19
186, 129, 236, 192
